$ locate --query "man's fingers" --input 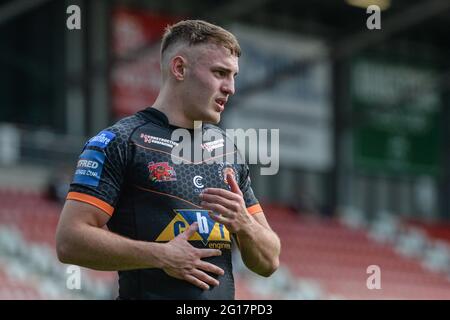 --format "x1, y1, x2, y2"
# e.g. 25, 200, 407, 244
197, 260, 225, 276
208, 211, 229, 225
184, 274, 210, 290
191, 269, 220, 287
202, 187, 240, 201
201, 201, 230, 217
200, 193, 235, 210
226, 173, 243, 196
197, 248, 222, 259
178, 222, 198, 240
